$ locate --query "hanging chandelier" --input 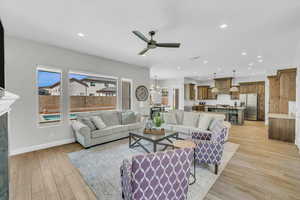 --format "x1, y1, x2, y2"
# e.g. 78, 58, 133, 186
211, 73, 219, 93
230, 70, 239, 92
